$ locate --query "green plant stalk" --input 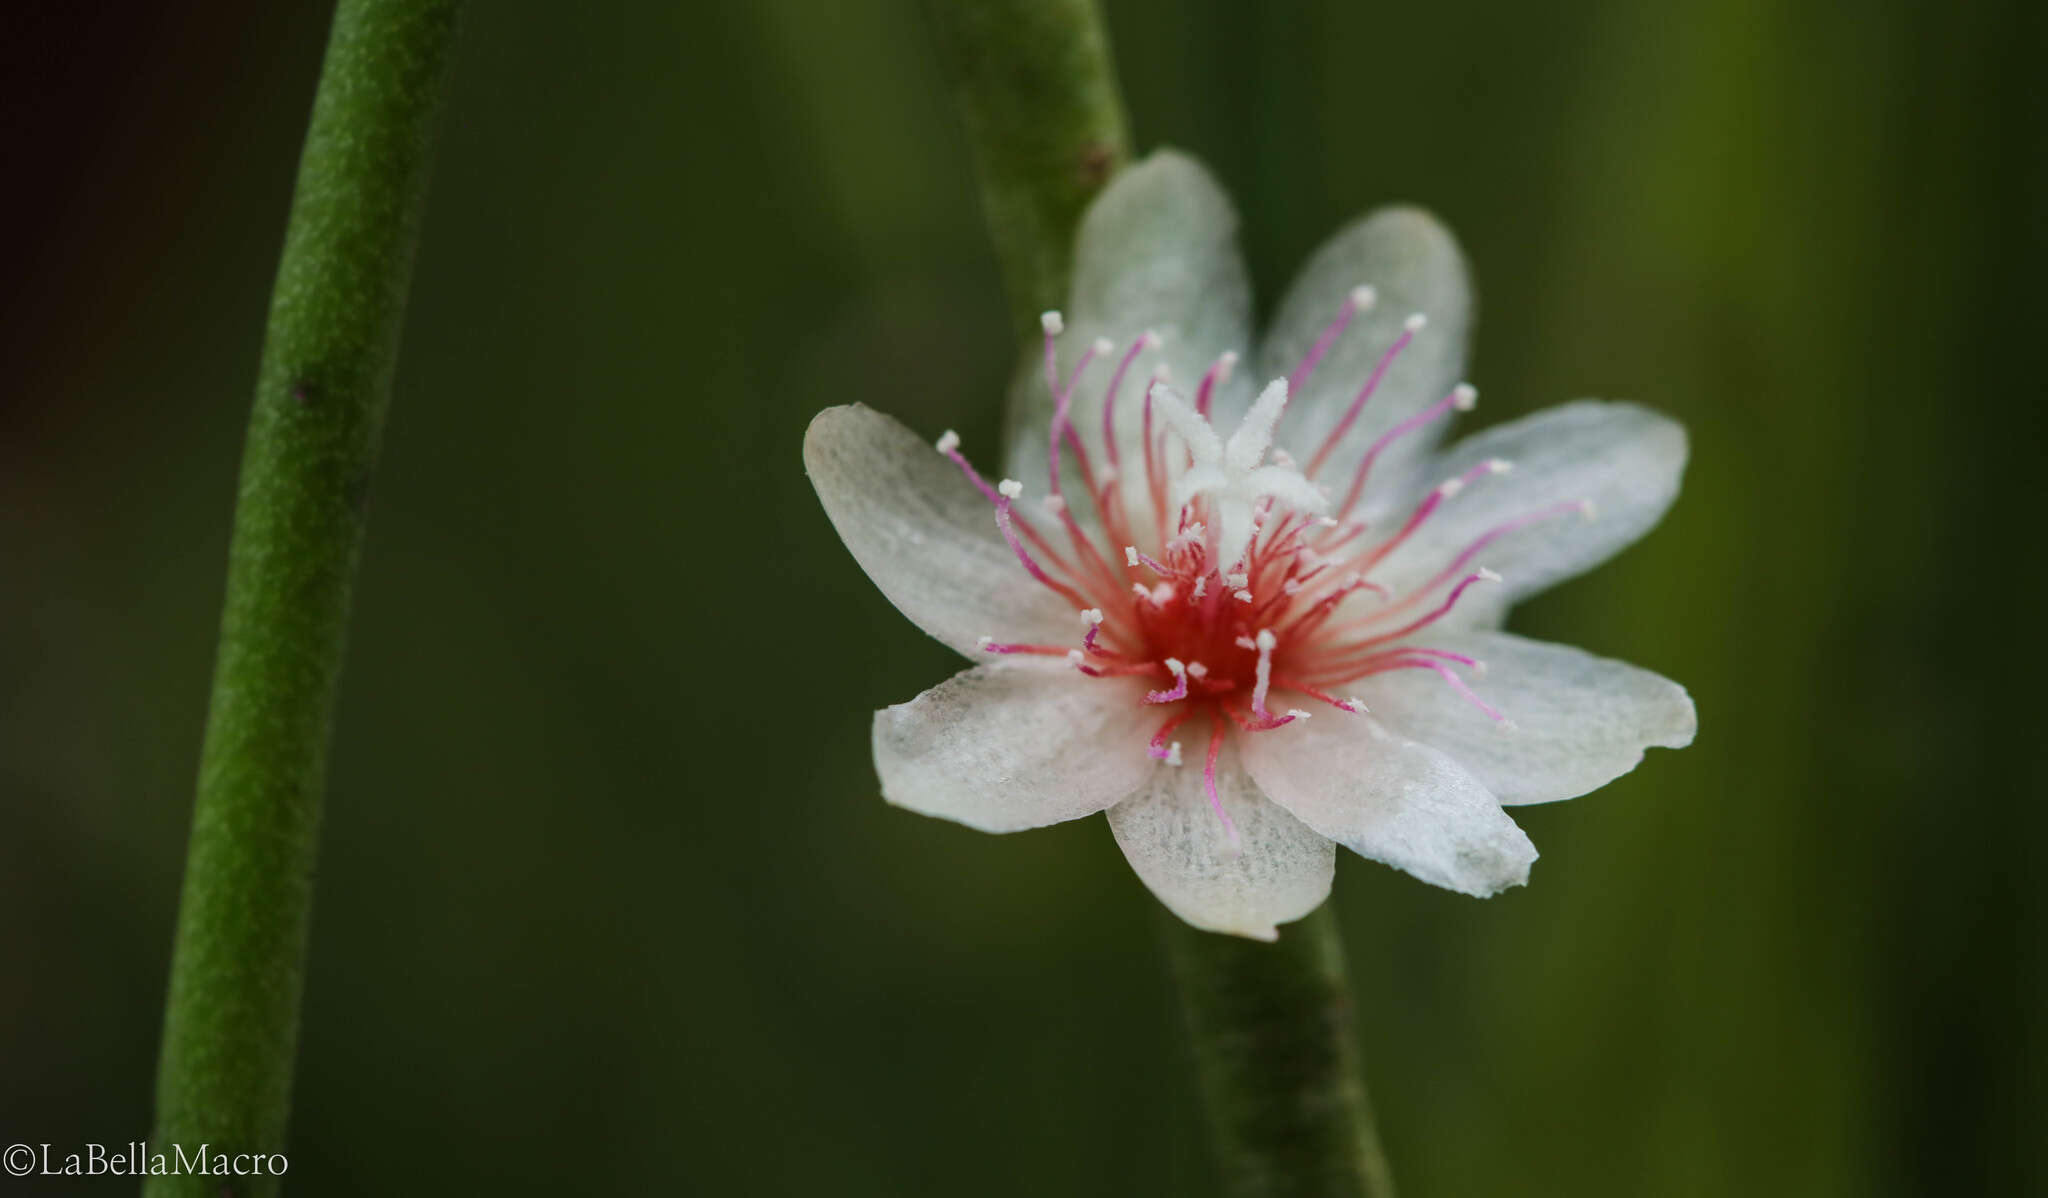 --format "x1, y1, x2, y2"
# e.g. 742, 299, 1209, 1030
923, 1, 1395, 1193
1165, 906, 1396, 1198
922, 0, 1131, 333
148, 2, 460, 1193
